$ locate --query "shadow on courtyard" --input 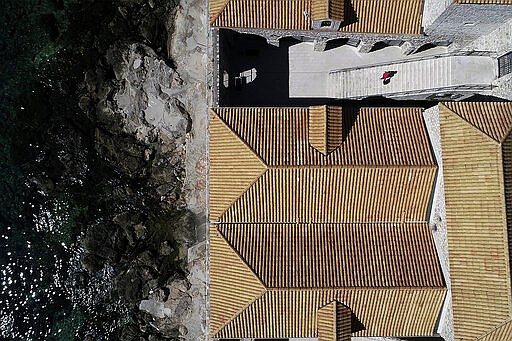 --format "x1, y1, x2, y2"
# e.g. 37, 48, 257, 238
218, 29, 329, 106
217, 30, 450, 108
